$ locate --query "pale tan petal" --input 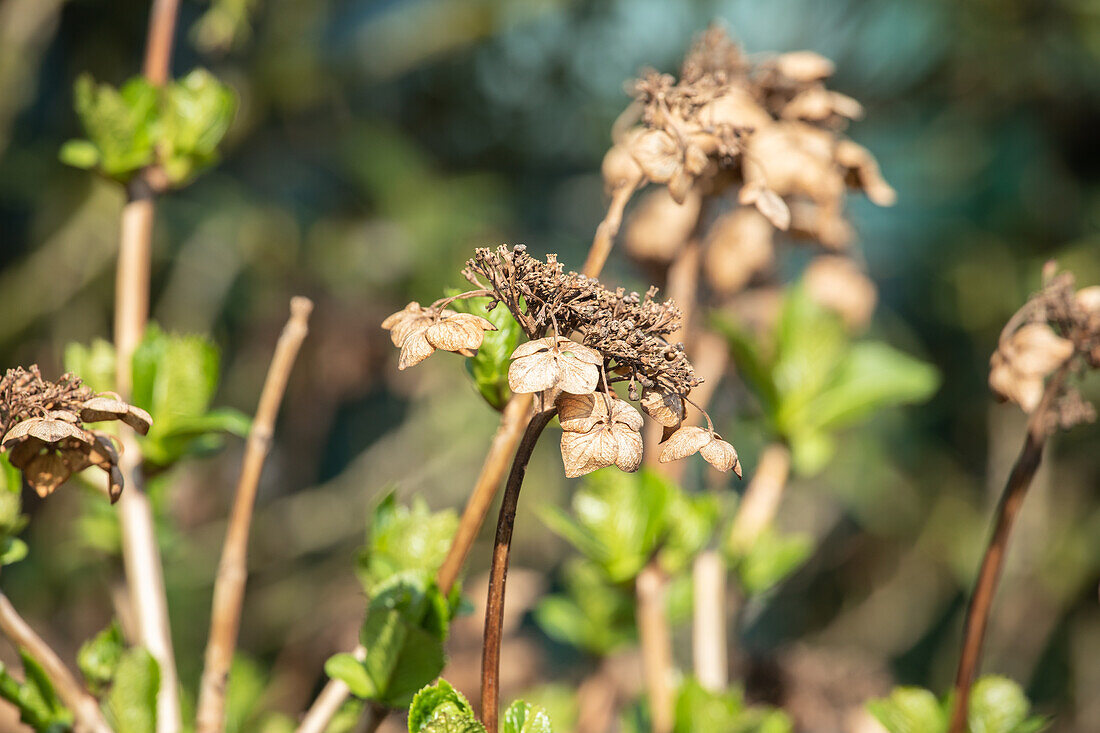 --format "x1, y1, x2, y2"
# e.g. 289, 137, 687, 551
609, 398, 644, 431
556, 339, 604, 366
1009, 324, 1074, 377
27, 419, 93, 446
425, 314, 492, 353
1076, 286, 1100, 313
381, 301, 418, 331
511, 337, 557, 360
739, 185, 790, 231
624, 188, 702, 263
630, 129, 681, 184
80, 395, 129, 422
382, 302, 426, 346
555, 355, 600, 395
561, 428, 618, 478
557, 393, 609, 433
700, 437, 740, 473
123, 405, 153, 435
836, 140, 897, 207
508, 352, 561, 394
640, 390, 685, 427
668, 168, 694, 205
658, 426, 711, 463
398, 331, 435, 370
612, 424, 643, 473
775, 51, 835, 82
